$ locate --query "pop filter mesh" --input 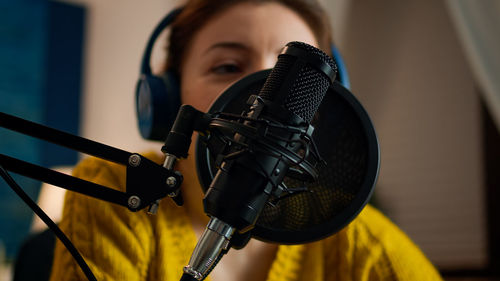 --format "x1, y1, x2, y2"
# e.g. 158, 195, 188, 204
256, 89, 370, 232
196, 70, 379, 244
